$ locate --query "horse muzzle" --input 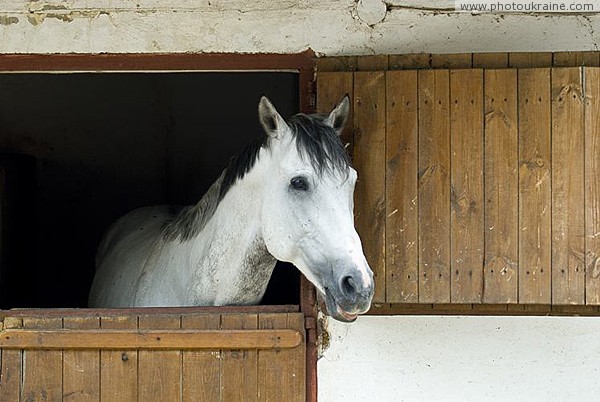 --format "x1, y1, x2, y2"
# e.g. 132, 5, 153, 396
319, 266, 374, 322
